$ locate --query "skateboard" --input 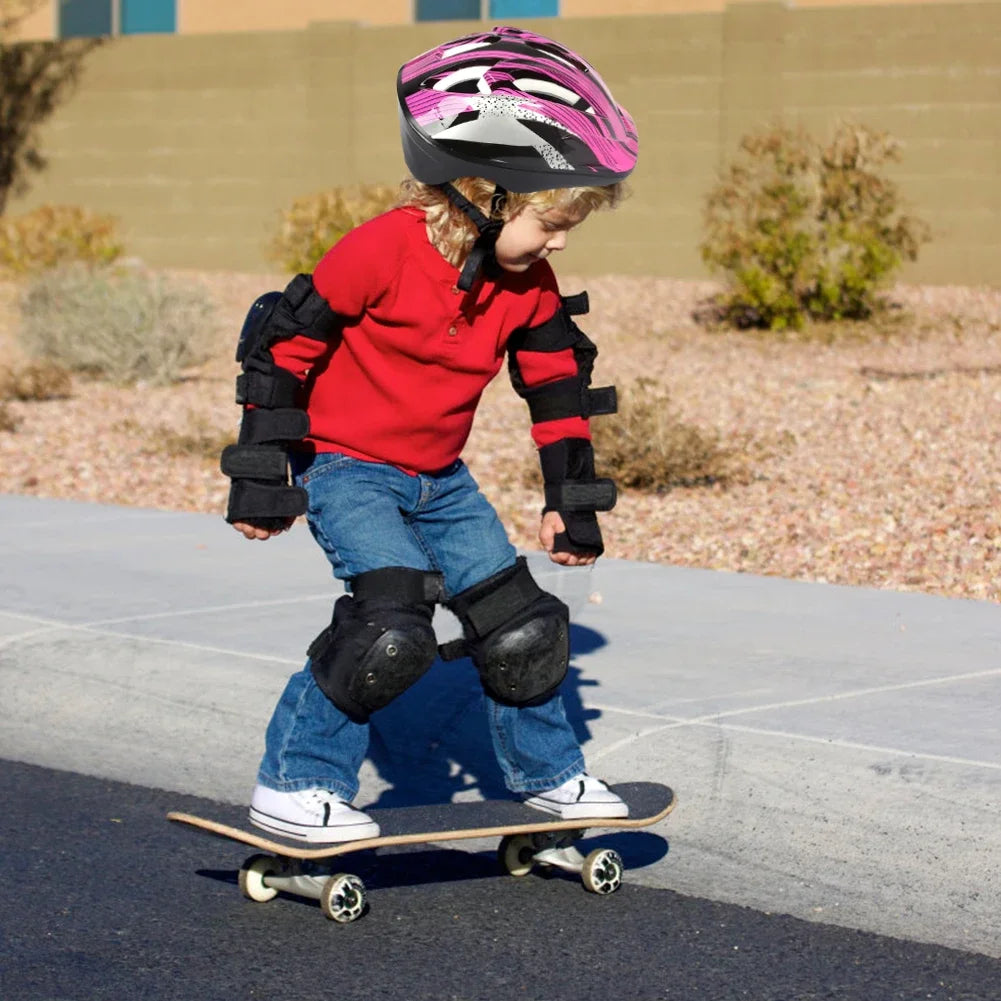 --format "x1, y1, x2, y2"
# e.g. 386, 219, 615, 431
167, 781, 675, 923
